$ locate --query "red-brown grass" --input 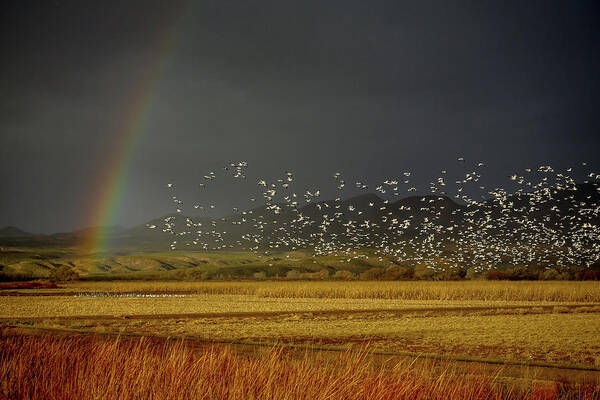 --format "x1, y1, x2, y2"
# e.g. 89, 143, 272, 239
0, 281, 57, 290
0, 334, 598, 400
